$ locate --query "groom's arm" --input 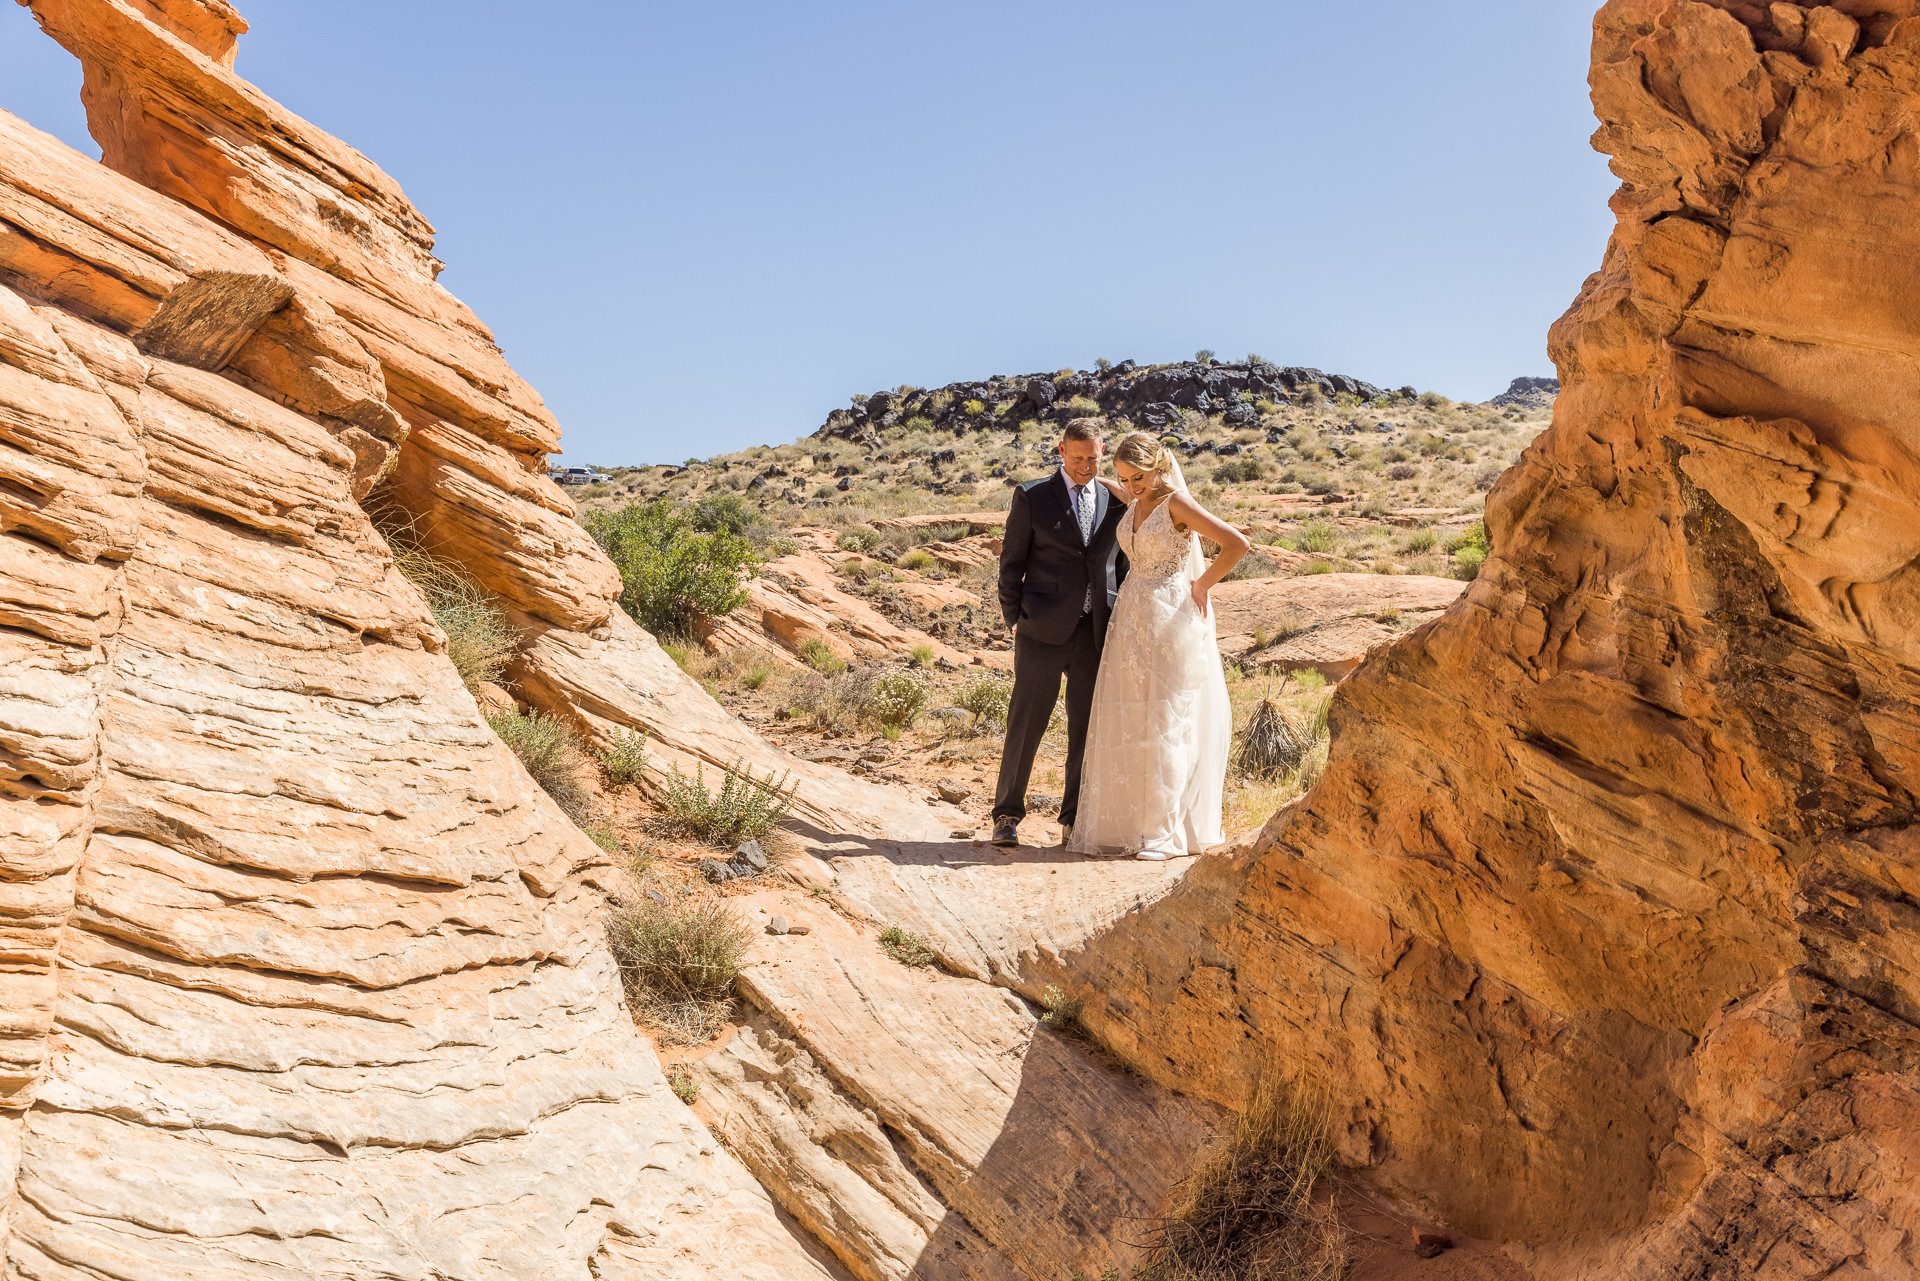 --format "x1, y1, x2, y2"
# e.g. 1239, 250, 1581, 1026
998, 486, 1033, 629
